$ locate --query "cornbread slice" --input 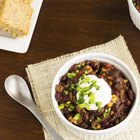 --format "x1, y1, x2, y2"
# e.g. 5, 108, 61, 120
23, 0, 32, 5
0, 0, 32, 37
